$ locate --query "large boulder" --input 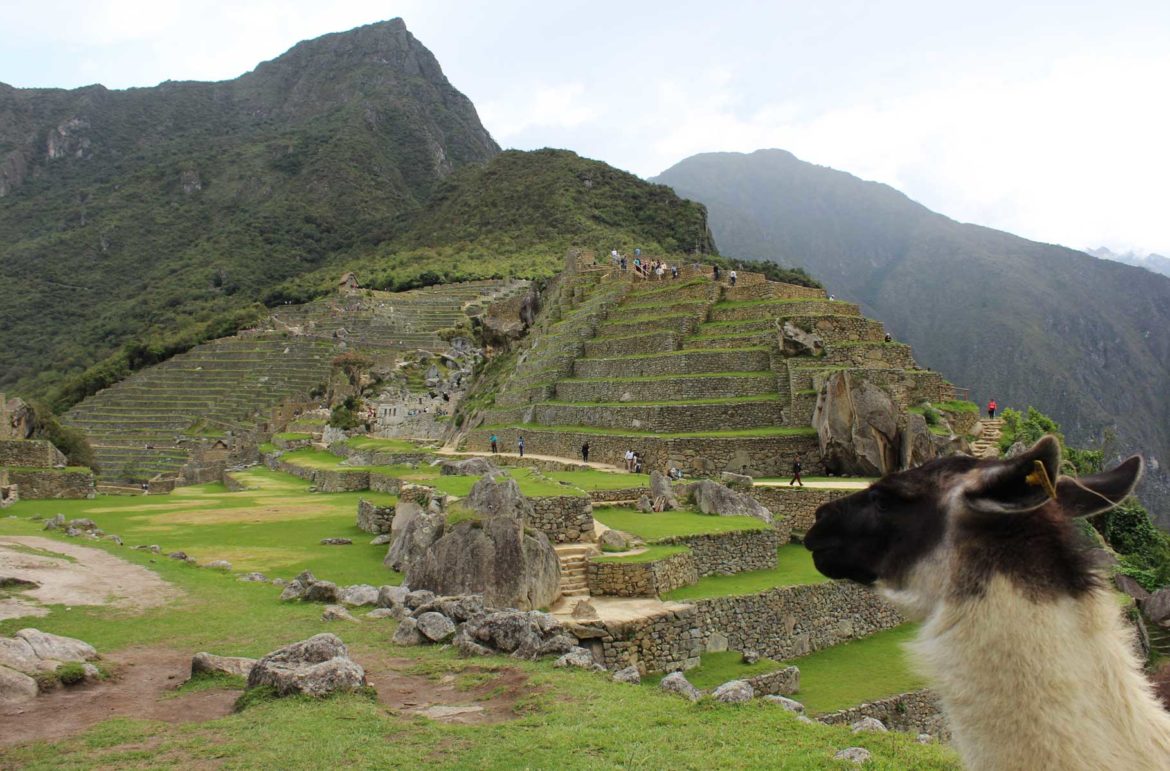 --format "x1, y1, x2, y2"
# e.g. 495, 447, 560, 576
712, 679, 754, 703
338, 584, 380, 607
440, 457, 498, 476
462, 609, 565, 659
245, 633, 367, 698
898, 412, 938, 470
0, 665, 38, 705
814, 371, 900, 476
191, 652, 257, 679
464, 472, 534, 522
14, 629, 97, 662
384, 507, 445, 573
649, 471, 681, 511
405, 518, 560, 611
690, 480, 773, 524
1, 395, 34, 440
779, 321, 824, 357
1141, 587, 1170, 625
660, 671, 702, 701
